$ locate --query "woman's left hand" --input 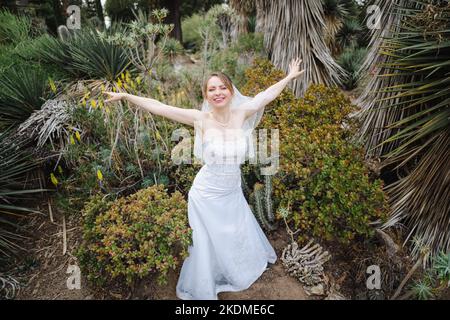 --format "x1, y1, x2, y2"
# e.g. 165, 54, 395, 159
287, 57, 305, 79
